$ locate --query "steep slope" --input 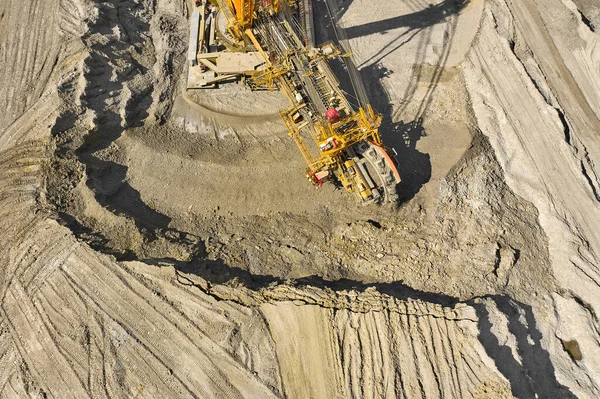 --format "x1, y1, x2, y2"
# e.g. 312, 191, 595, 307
464, 0, 600, 395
